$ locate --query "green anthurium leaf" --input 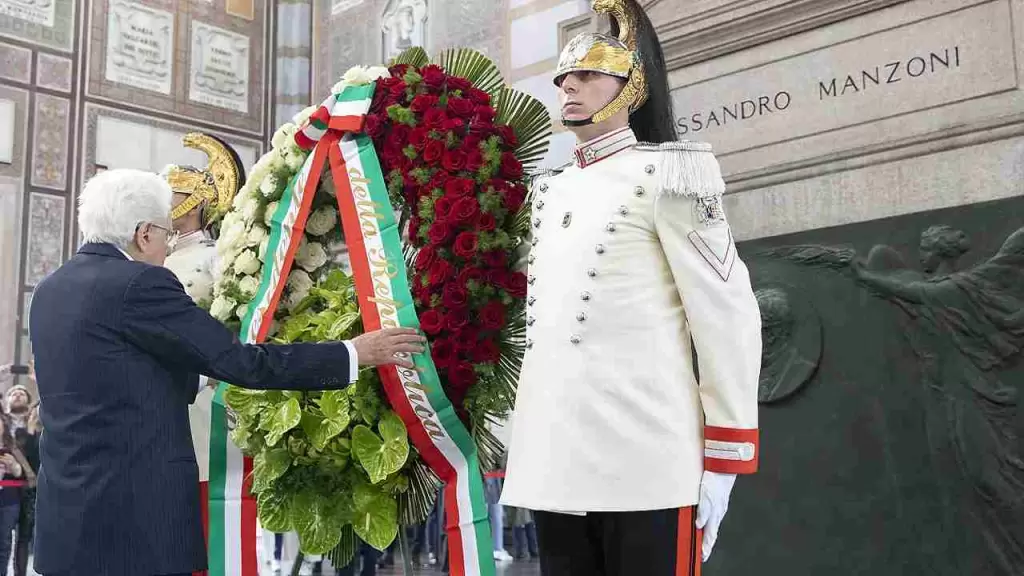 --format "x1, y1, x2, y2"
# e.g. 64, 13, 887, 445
223, 386, 262, 416
311, 417, 347, 452
352, 484, 399, 551
299, 411, 322, 440
253, 446, 292, 490
319, 390, 349, 419
257, 489, 292, 533
352, 412, 409, 485
290, 490, 346, 555
266, 397, 302, 446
